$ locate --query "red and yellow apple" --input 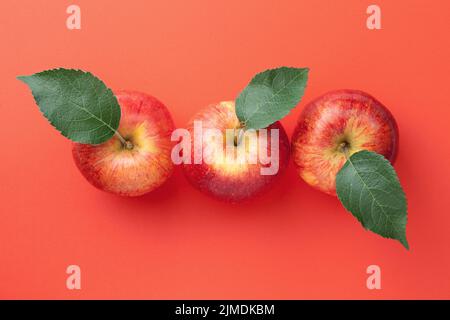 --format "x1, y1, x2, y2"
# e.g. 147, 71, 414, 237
182, 101, 290, 202
72, 90, 175, 196
291, 89, 398, 195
